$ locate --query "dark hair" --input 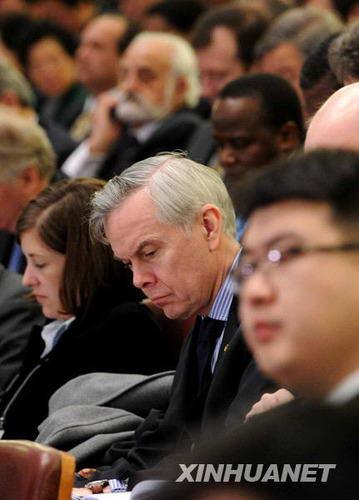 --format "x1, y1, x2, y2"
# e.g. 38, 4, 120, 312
16, 178, 128, 316
146, 0, 205, 35
300, 33, 340, 90
328, 23, 359, 85
236, 149, 359, 225
117, 19, 140, 55
192, 5, 269, 68
19, 20, 78, 68
332, 0, 359, 21
0, 13, 35, 60
218, 73, 305, 139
